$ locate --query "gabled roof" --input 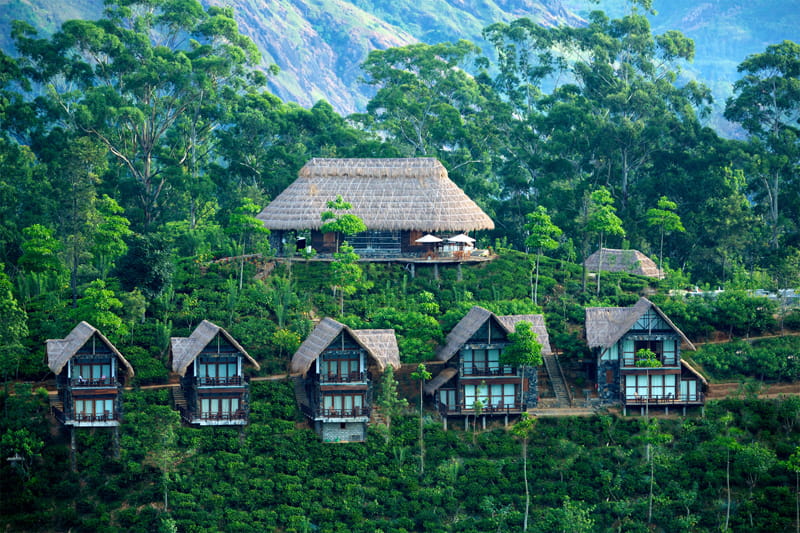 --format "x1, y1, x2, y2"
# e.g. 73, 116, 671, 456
584, 248, 664, 279
170, 320, 260, 377
585, 297, 695, 351
423, 367, 458, 396
436, 306, 552, 363
46, 321, 134, 377
290, 317, 401, 376
257, 158, 494, 232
